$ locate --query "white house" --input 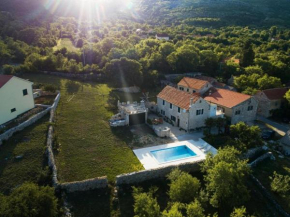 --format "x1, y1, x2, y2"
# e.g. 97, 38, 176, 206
155, 33, 170, 41
157, 86, 223, 131
0, 75, 35, 125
